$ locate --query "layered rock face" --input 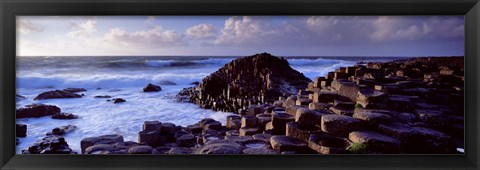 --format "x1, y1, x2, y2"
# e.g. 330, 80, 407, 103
178, 53, 311, 113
